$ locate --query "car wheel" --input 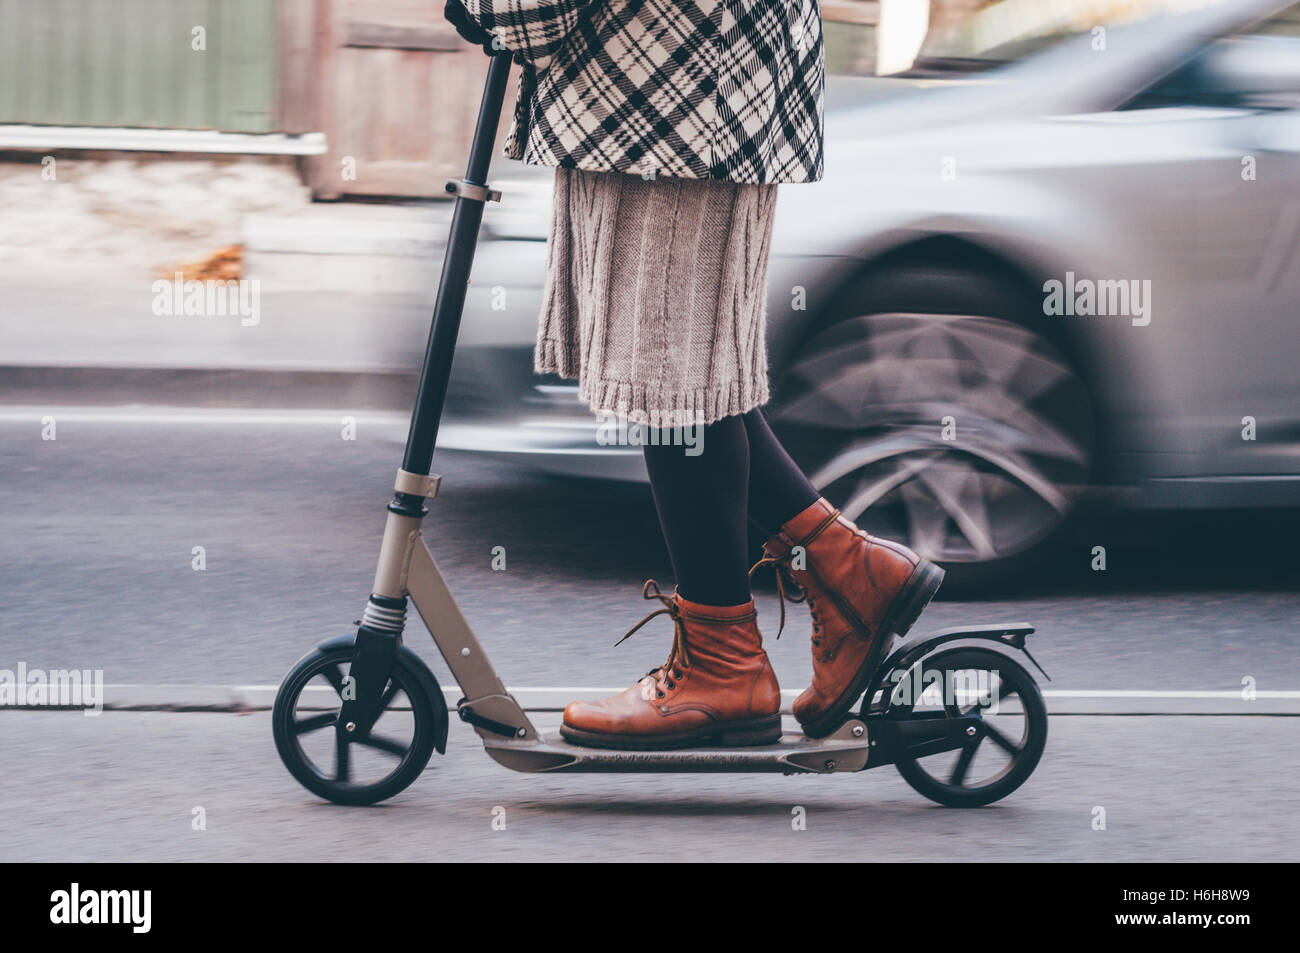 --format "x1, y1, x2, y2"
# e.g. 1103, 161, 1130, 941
770, 265, 1094, 593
